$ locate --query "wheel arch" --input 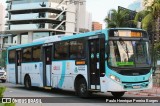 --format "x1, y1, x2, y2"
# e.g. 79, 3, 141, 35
74, 74, 87, 91
24, 73, 30, 84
